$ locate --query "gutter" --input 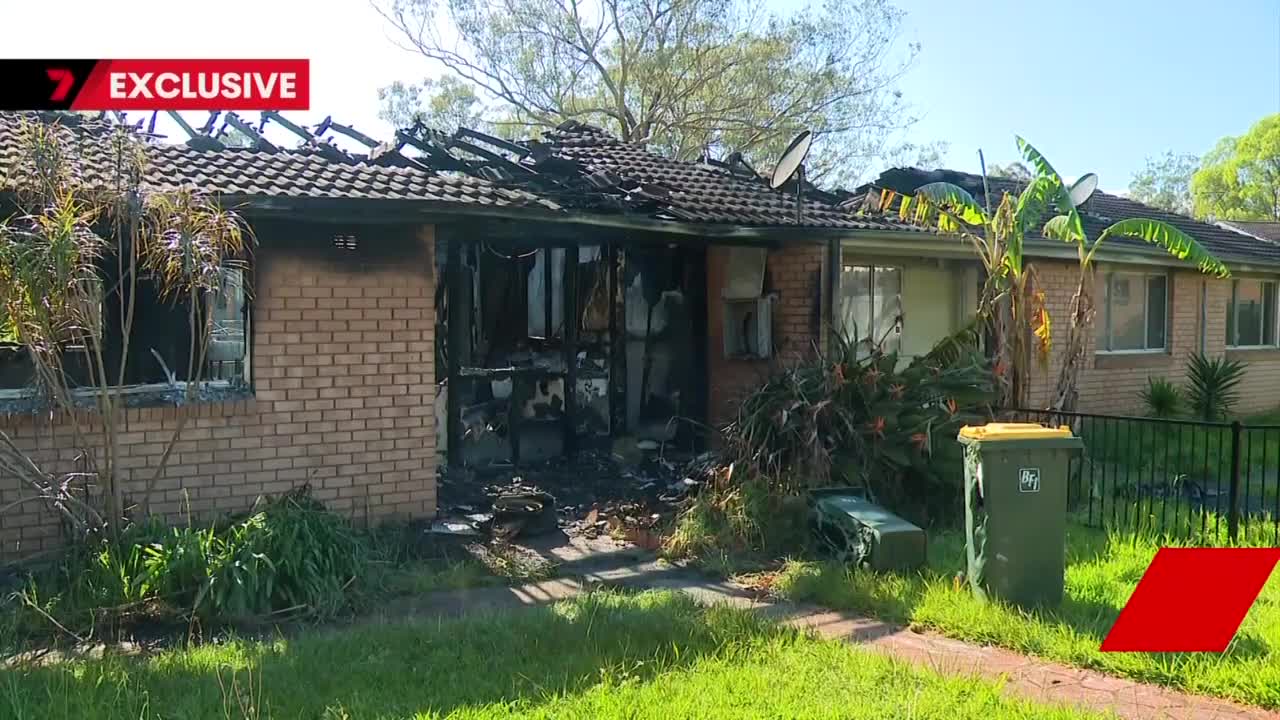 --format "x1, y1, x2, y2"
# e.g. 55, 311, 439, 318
226, 194, 907, 244
220, 194, 1280, 272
